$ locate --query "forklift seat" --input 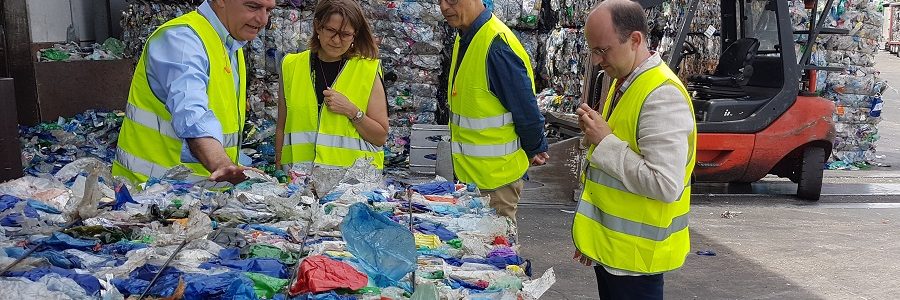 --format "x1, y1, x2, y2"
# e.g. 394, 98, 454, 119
688, 38, 760, 99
